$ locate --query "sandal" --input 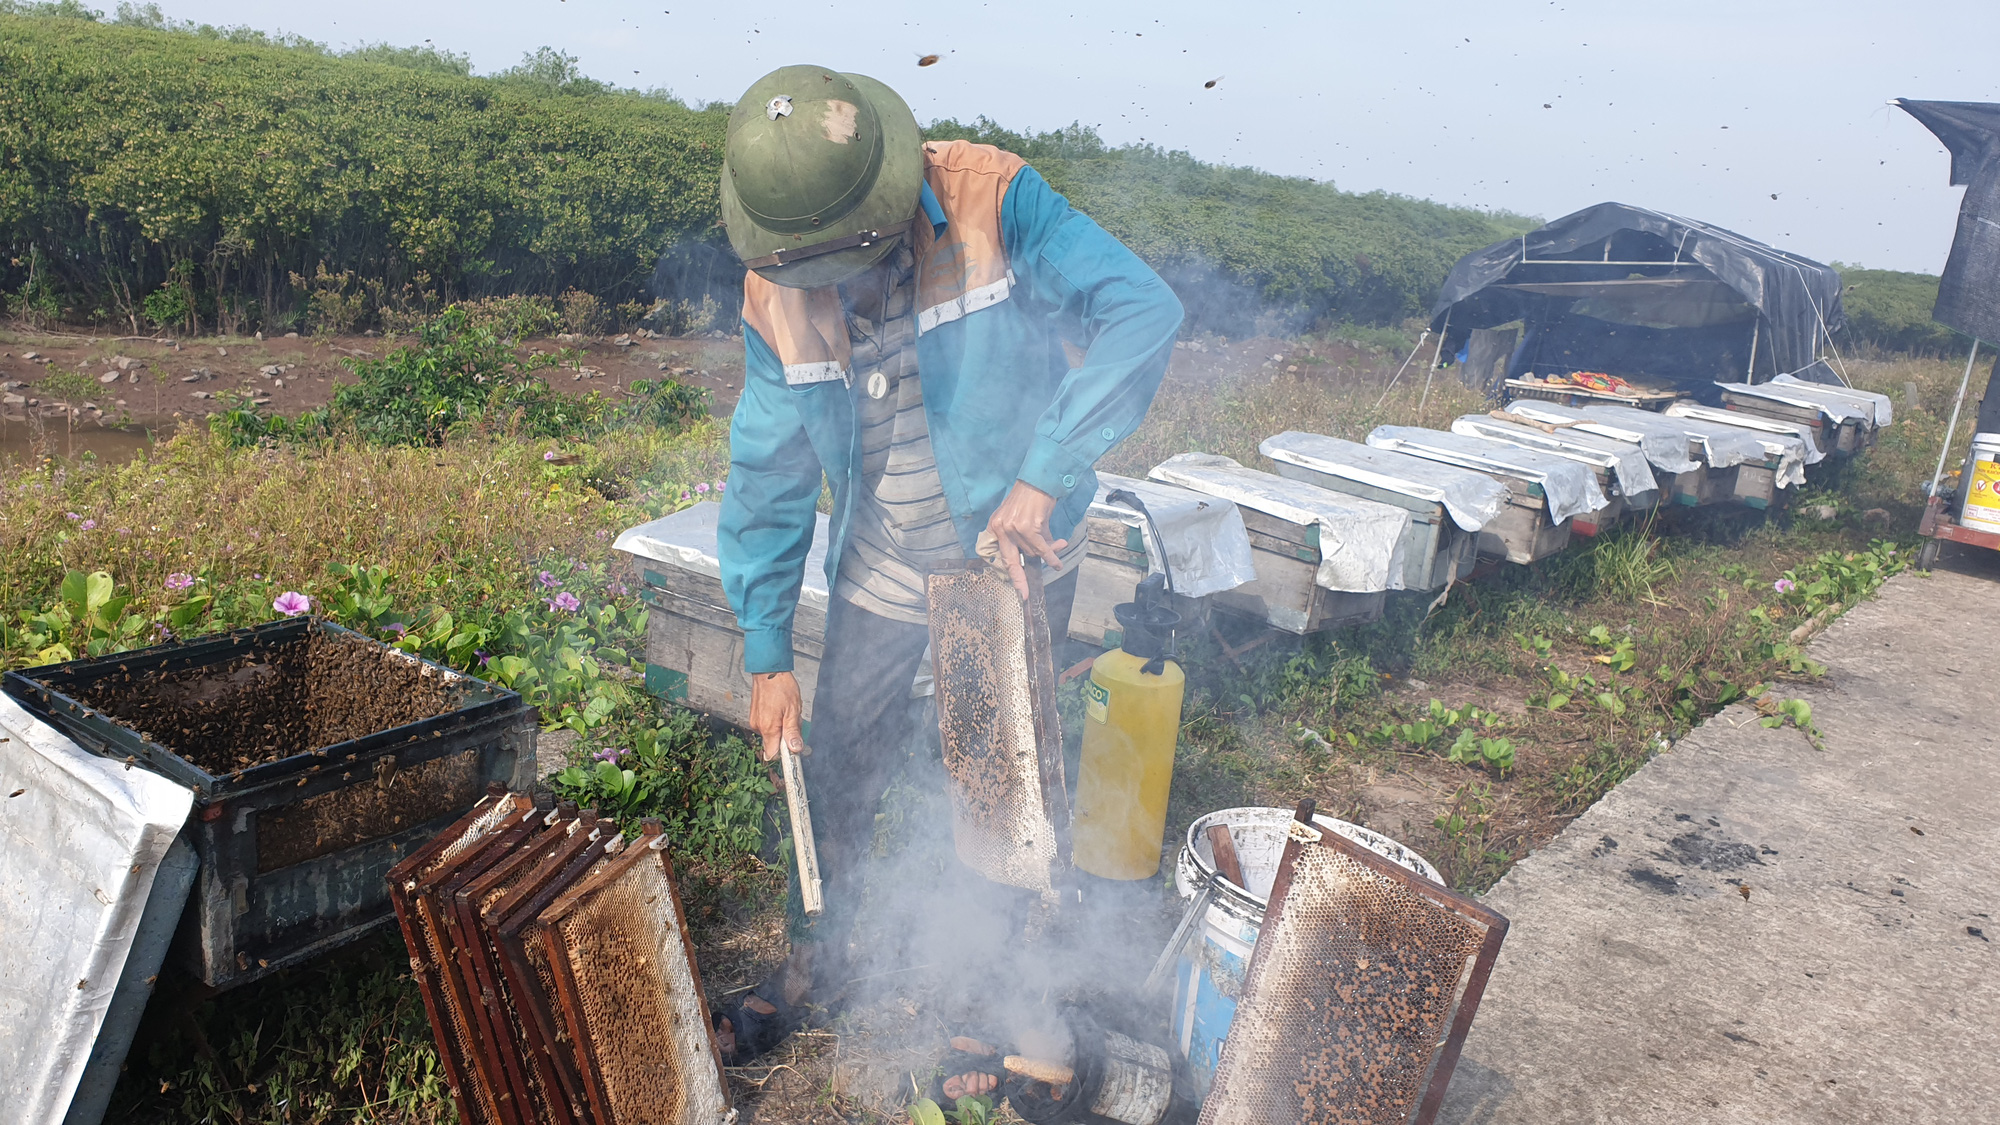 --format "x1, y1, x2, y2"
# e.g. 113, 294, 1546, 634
926, 1032, 1008, 1105
712, 988, 805, 1066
